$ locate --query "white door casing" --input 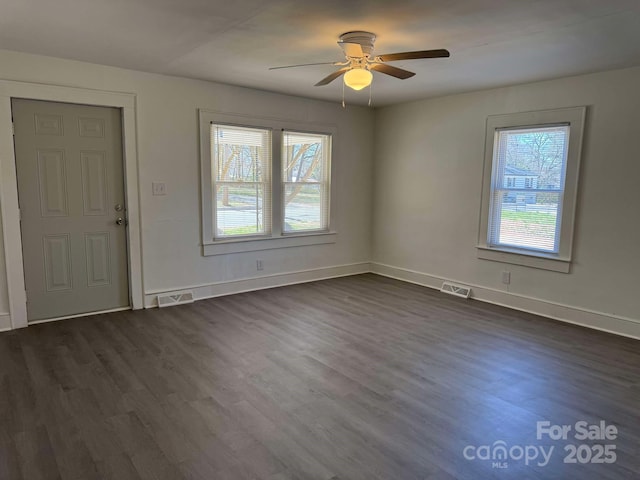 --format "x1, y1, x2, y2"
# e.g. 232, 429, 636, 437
13, 99, 129, 321
0, 80, 143, 330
